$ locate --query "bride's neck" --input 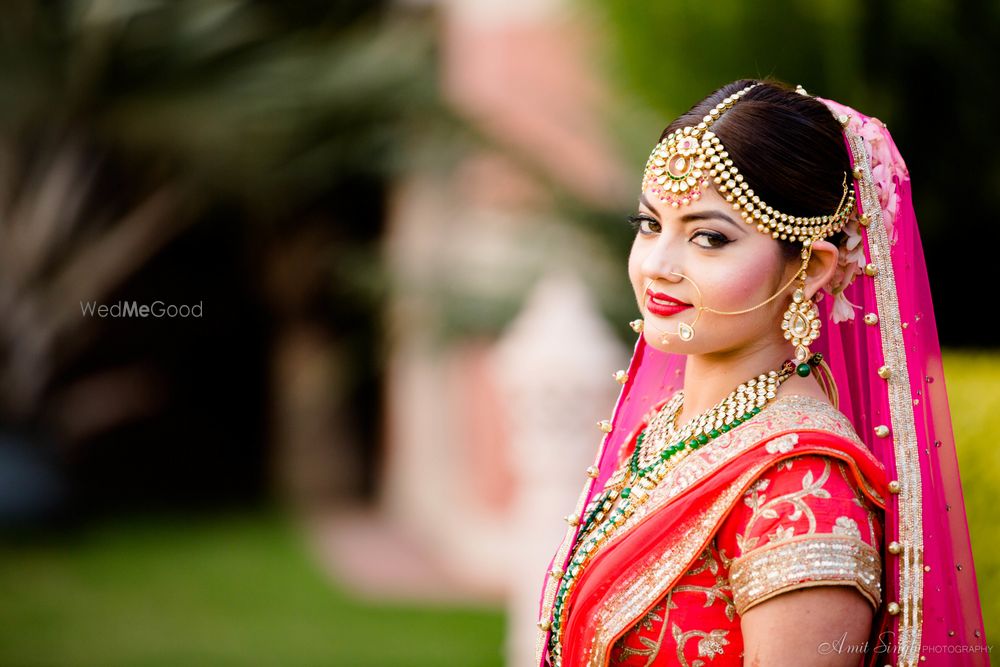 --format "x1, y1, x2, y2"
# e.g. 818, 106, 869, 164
677, 348, 825, 426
